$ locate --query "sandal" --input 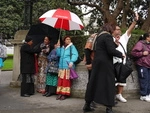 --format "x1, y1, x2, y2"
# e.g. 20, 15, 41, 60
60, 95, 67, 100
56, 95, 62, 100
